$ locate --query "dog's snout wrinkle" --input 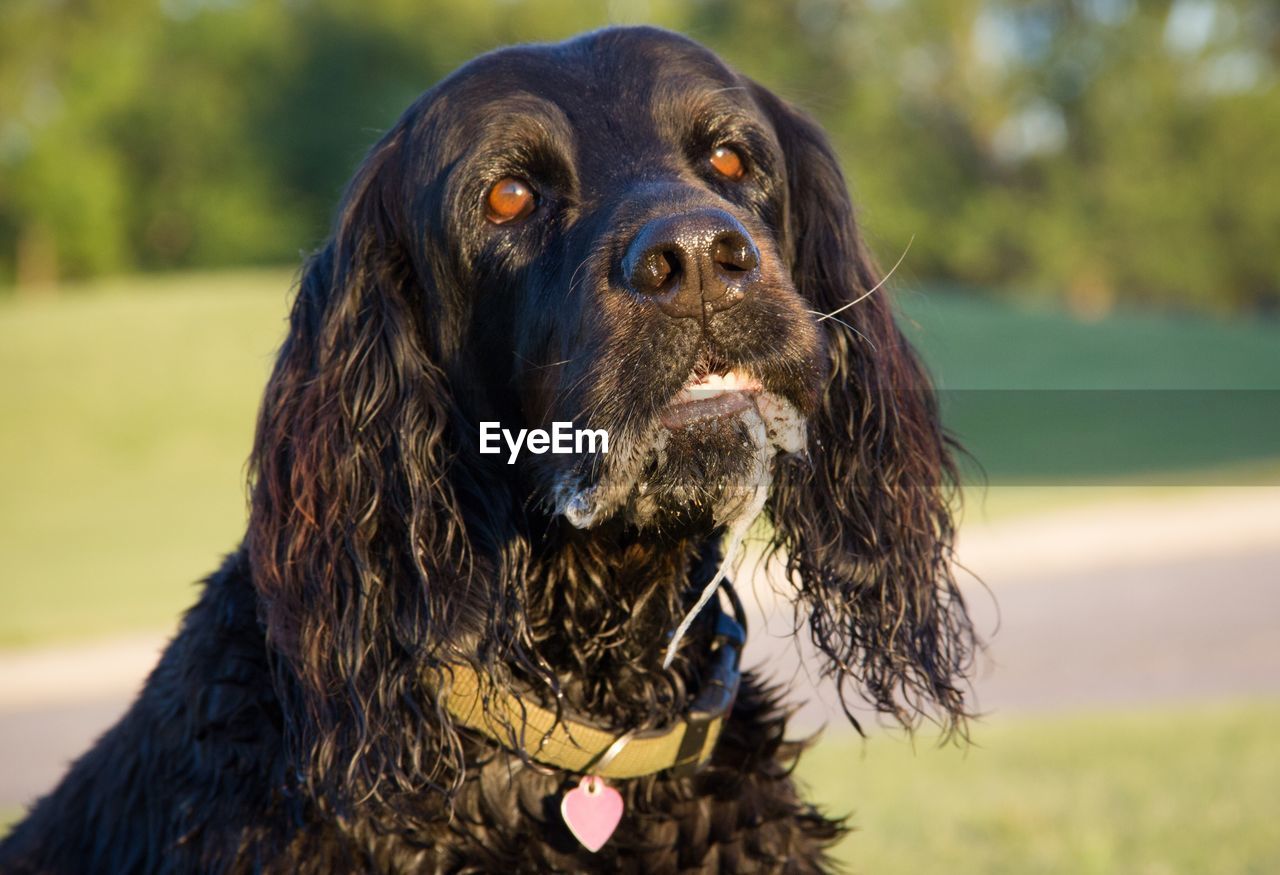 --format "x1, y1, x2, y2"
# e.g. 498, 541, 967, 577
622, 209, 759, 319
